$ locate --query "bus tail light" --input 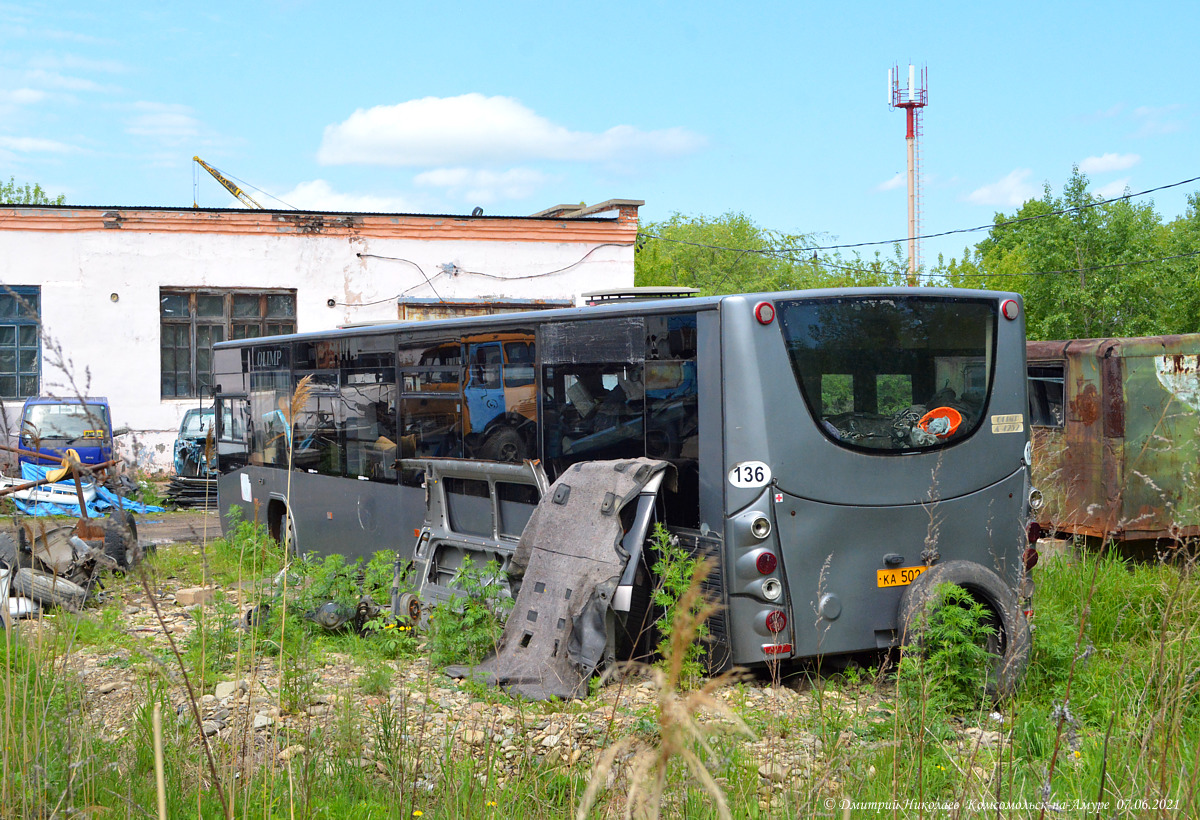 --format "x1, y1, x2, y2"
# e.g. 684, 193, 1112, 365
765, 610, 787, 633
756, 551, 778, 574
763, 643, 792, 656
1026, 521, 1043, 544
